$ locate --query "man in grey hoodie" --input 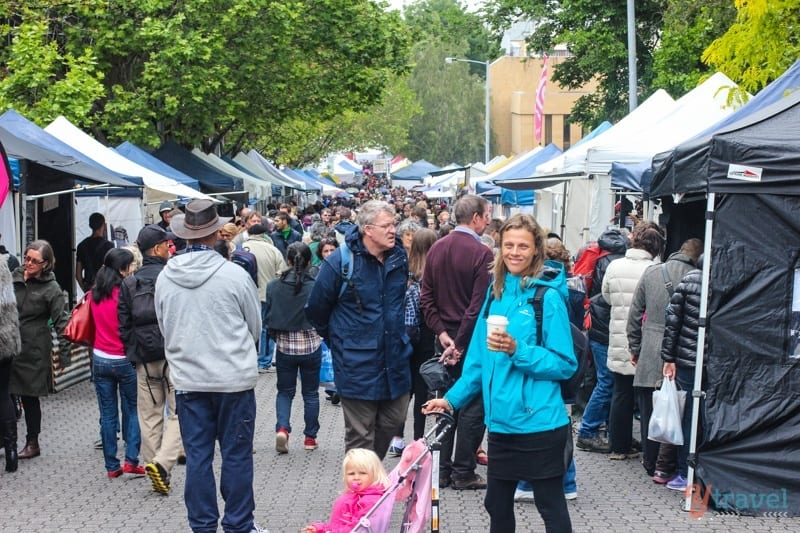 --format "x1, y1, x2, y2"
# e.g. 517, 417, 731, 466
155, 199, 263, 533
